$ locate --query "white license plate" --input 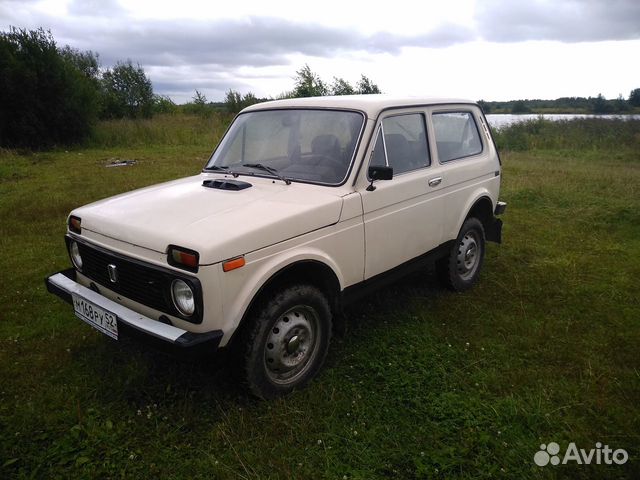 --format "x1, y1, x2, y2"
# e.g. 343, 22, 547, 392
72, 293, 118, 339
